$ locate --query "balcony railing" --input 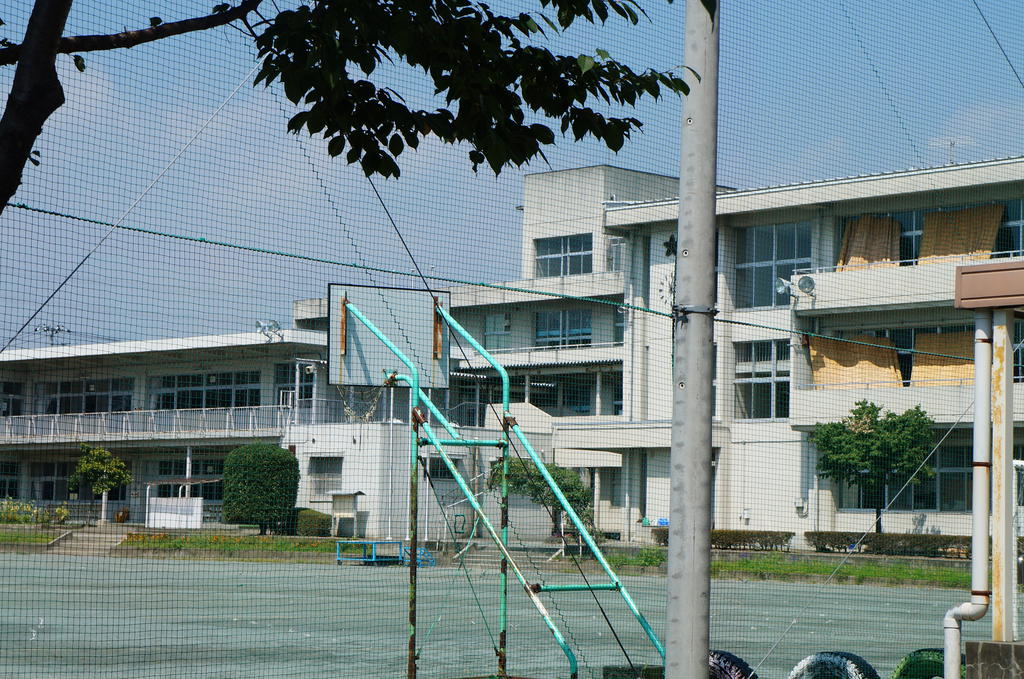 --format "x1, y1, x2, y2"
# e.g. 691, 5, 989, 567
0, 405, 292, 441
795, 248, 1024, 275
